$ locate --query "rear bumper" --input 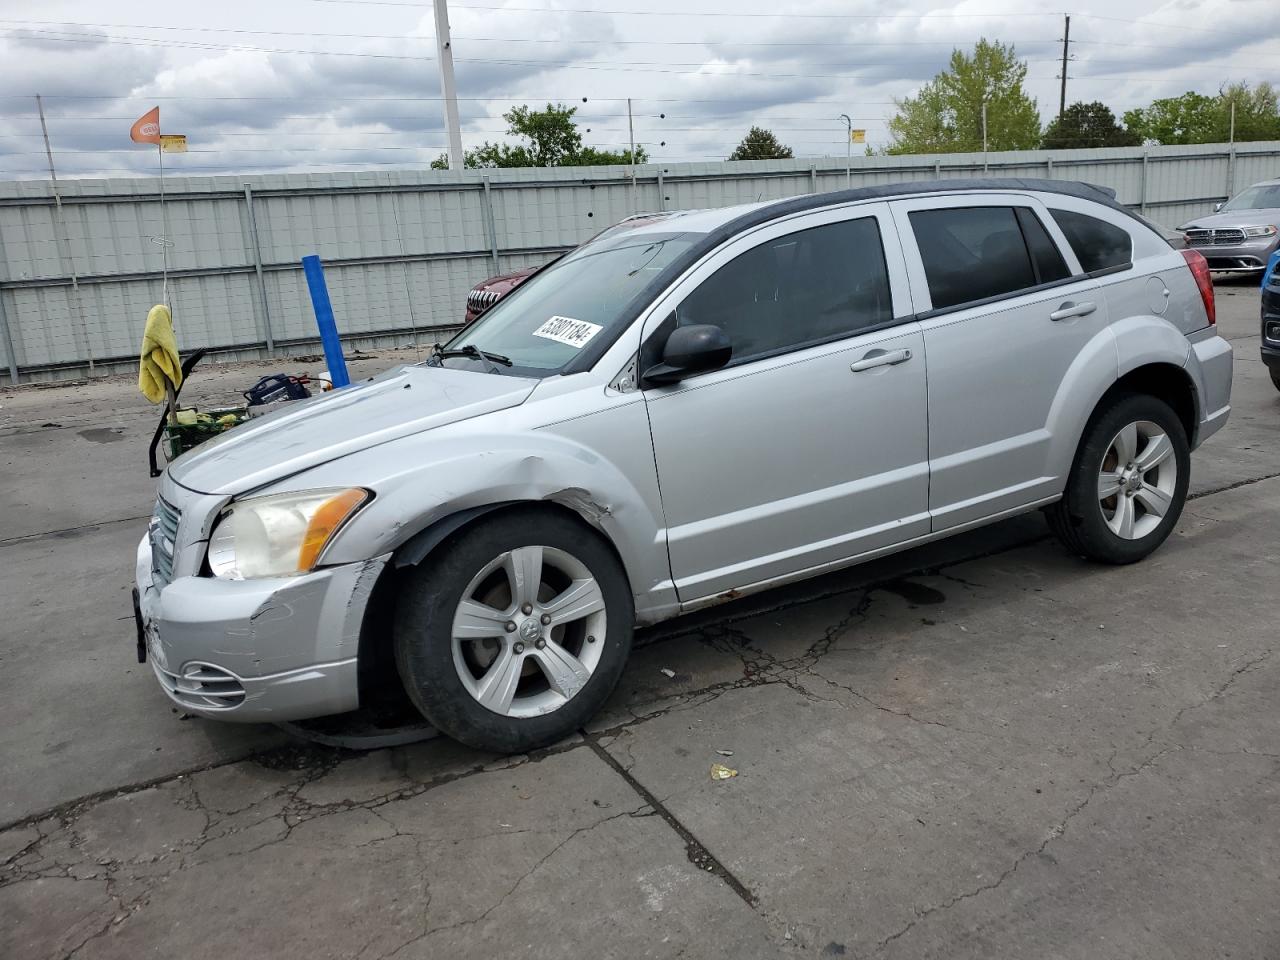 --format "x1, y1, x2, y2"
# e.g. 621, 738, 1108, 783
135, 535, 389, 722
1186, 330, 1233, 447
